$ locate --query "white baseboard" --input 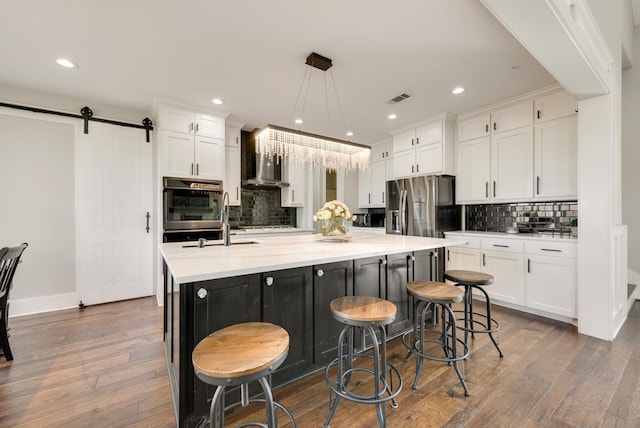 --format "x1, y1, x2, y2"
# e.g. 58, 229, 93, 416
8, 292, 78, 317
